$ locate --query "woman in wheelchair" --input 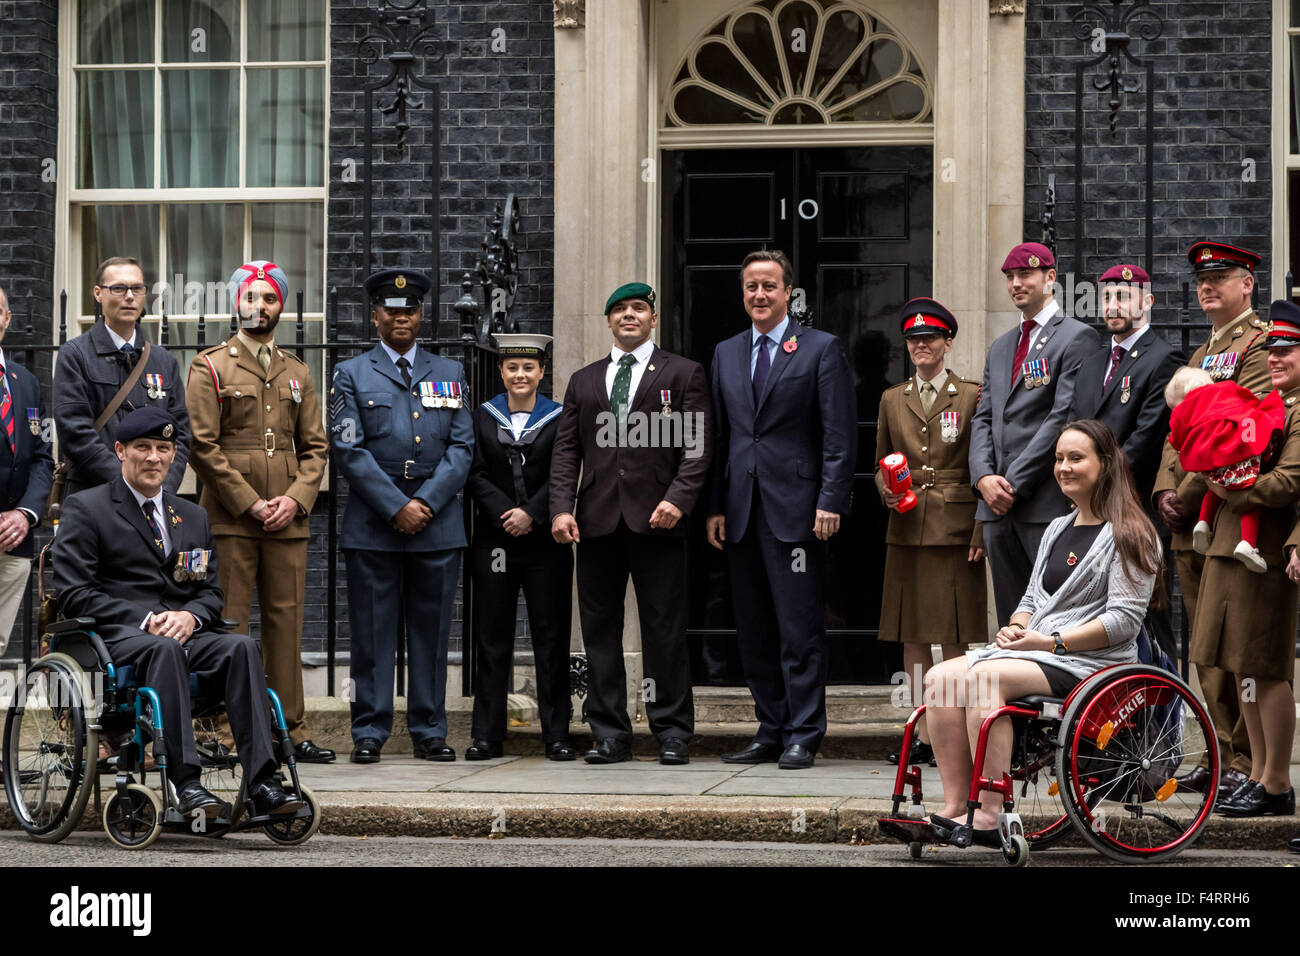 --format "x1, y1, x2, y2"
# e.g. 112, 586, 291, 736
924, 419, 1161, 838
